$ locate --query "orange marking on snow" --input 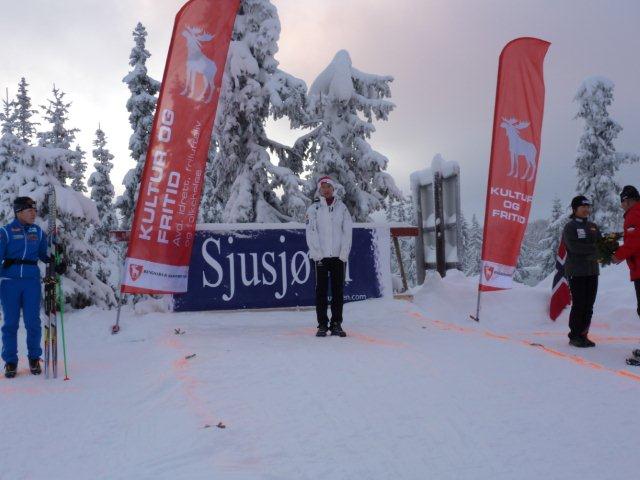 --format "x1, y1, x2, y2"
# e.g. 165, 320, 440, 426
483, 332, 509, 341
282, 328, 317, 337
407, 308, 640, 384
617, 370, 640, 381
283, 327, 405, 347
591, 322, 612, 330
173, 357, 189, 370
163, 338, 181, 348
530, 331, 640, 344
348, 332, 406, 348
162, 335, 217, 426
589, 335, 640, 344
